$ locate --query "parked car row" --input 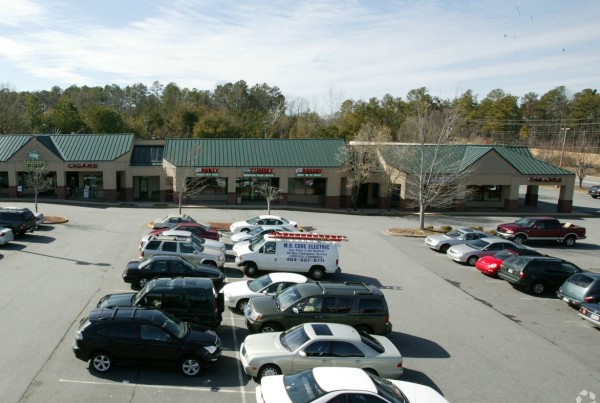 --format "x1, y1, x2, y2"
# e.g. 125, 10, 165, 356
425, 224, 600, 329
